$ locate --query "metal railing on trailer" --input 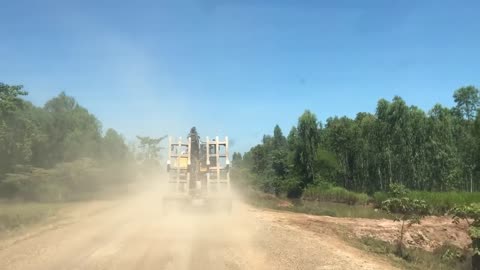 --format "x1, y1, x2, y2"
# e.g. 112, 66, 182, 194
205, 136, 230, 196
166, 136, 191, 196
